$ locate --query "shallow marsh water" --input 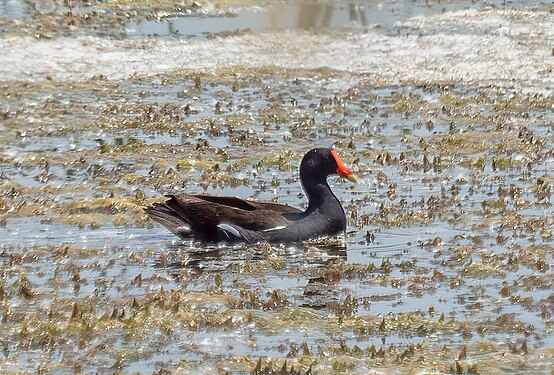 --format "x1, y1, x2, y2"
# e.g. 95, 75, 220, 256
0, 0, 553, 373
